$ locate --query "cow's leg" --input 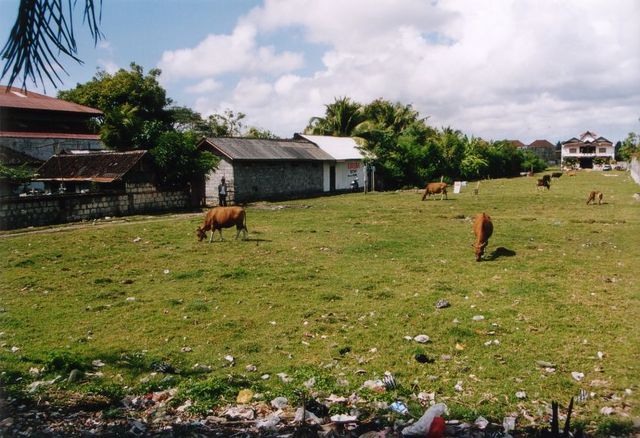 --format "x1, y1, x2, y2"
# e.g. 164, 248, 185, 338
209, 229, 215, 243
218, 228, 224, 241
